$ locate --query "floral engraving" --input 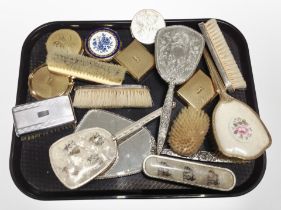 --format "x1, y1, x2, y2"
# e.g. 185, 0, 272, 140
156, 26, 204, 83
